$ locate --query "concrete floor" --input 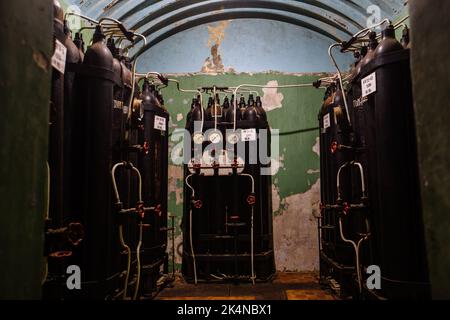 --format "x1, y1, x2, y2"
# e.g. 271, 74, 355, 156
156, 272, 336, 300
